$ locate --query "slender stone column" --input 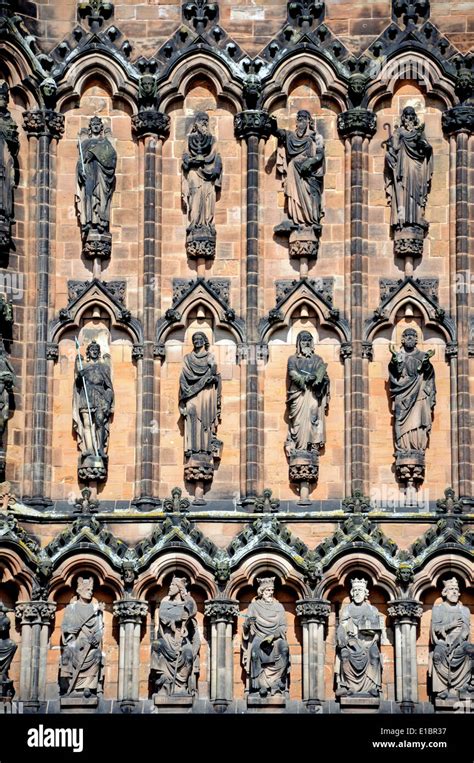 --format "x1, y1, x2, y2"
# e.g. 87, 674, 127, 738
15, 600, 56, 706
337, 109, 376, 494
296, 598, 331, 709
388, 599, 423, 712
204, 598, 239, 711
131, 111, 169, 507
22, 110, 64, 506
234, 111, 274, 499
113, 598, 148, 706
442, 105, 473, 499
